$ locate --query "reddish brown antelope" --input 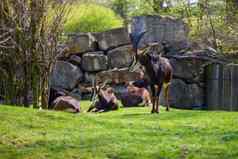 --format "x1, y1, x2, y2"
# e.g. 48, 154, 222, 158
129, 32, 173, 113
